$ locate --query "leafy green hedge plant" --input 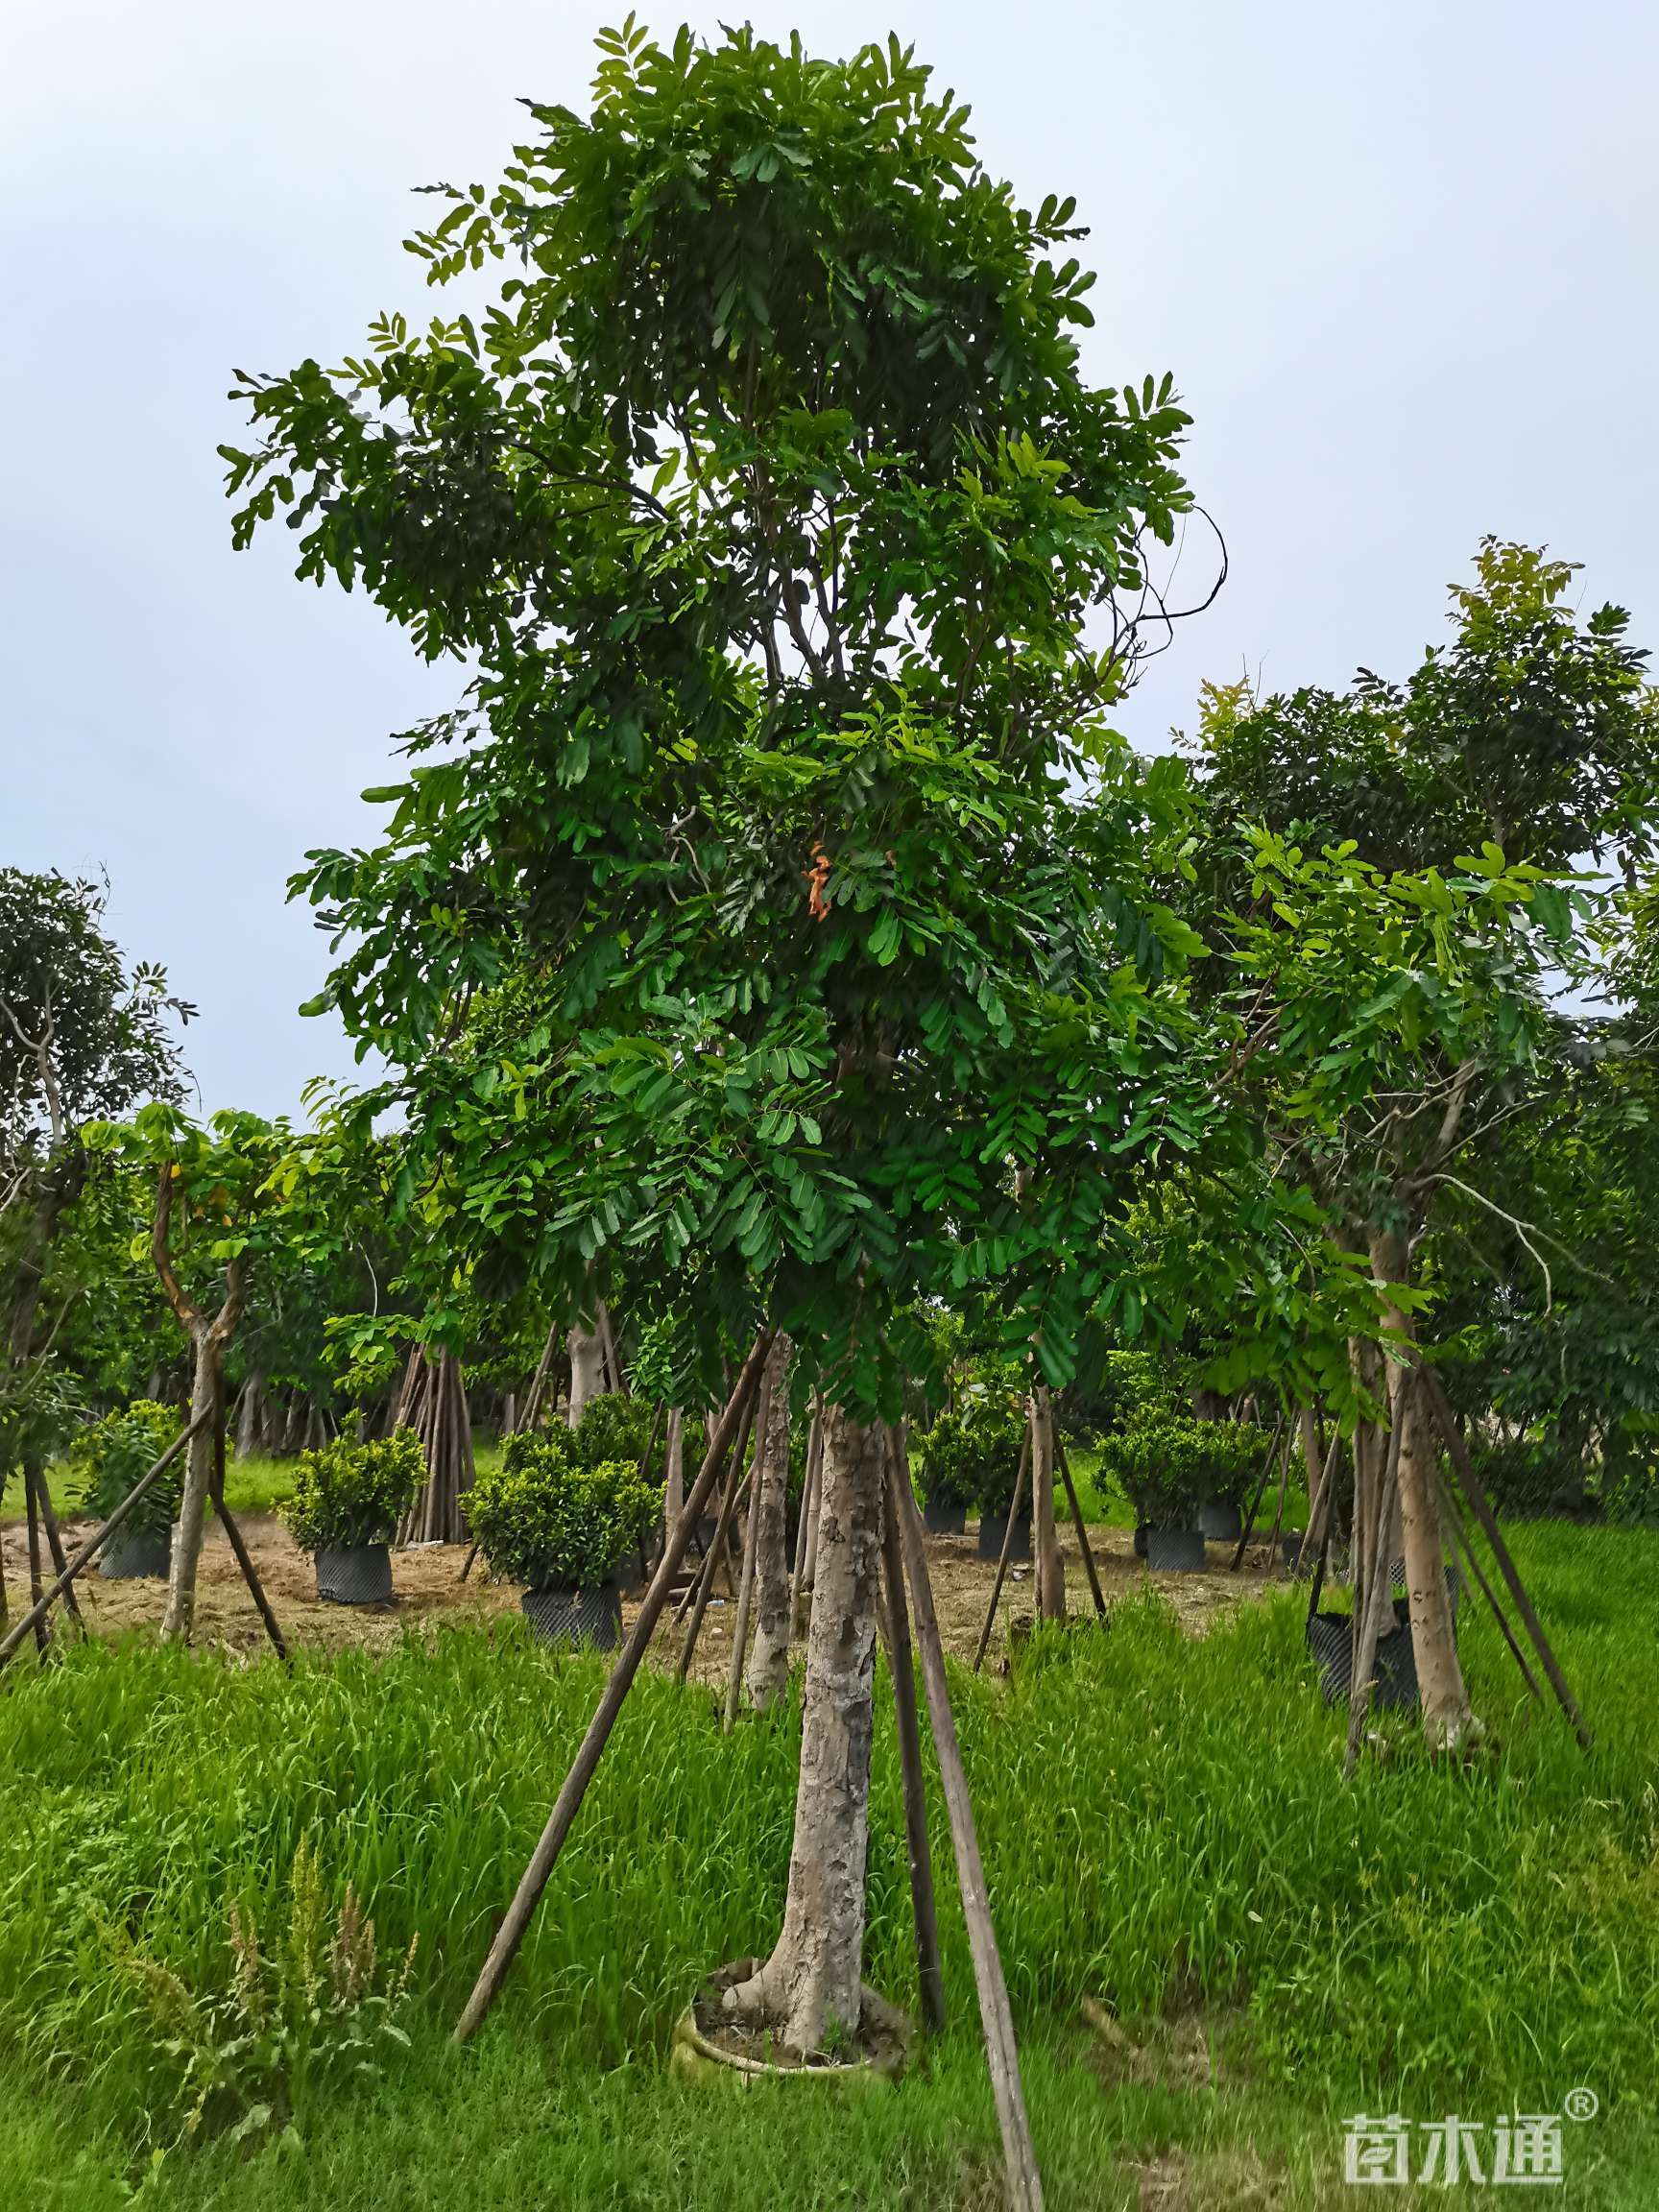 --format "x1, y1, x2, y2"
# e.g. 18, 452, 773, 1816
469, 1431, 656, 1589
280, 1431, 424, 1552
918, 1392, 1025, 1514
70, 1400, 184, 1538
568, 1391, 657, 1475
1107, 1412, 1266, 1529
